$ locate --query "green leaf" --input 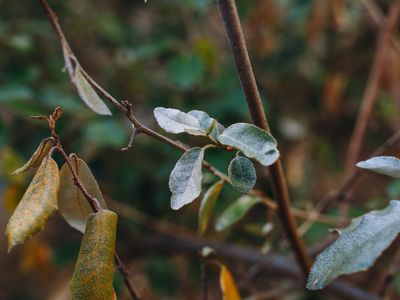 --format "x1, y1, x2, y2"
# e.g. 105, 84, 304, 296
70, 210, 117, 300
307, 200, 400, 290
198, 180, 224, 234
357, 156, 400, 178
58, 157, 108, 233
6, 156, 59, 251
11, 138, 53, 175
215, 195, 261, 232
217, 123, 279, 166
169, 147, 204, 210
228, 156, 256, 193
74, 65, 112, 116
